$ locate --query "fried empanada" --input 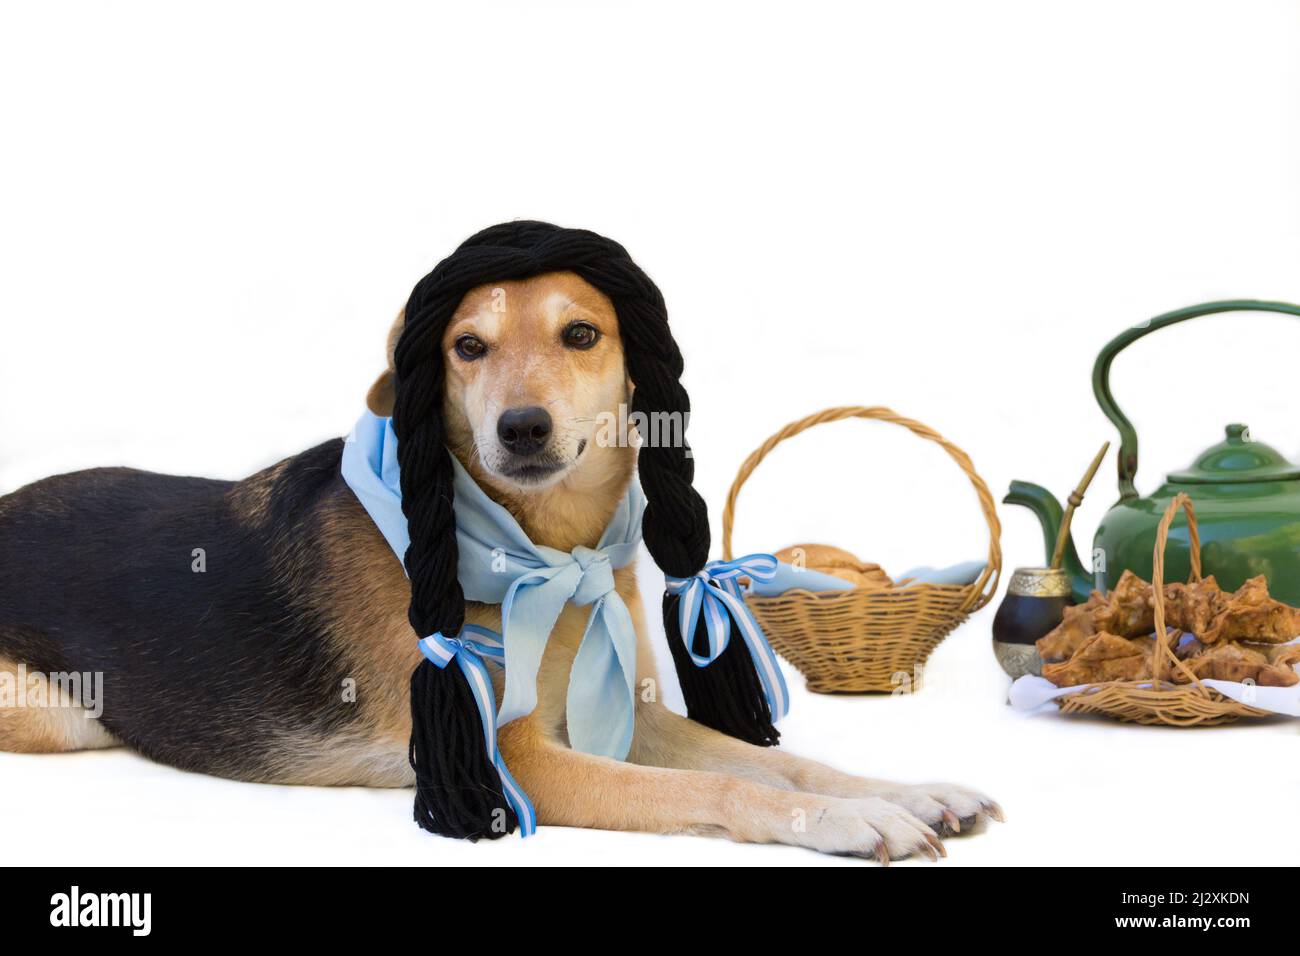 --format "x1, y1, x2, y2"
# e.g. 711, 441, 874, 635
1091, 570, 1155, 637
1264, 664, 1300, 688
1175, 640, 1299, 687
1267, 643, 1300, 673
1163, 575, 1227, 636
1041, 632, 1154, 687
1035, 593, 1104, 663
1200, 576, 1300, 645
